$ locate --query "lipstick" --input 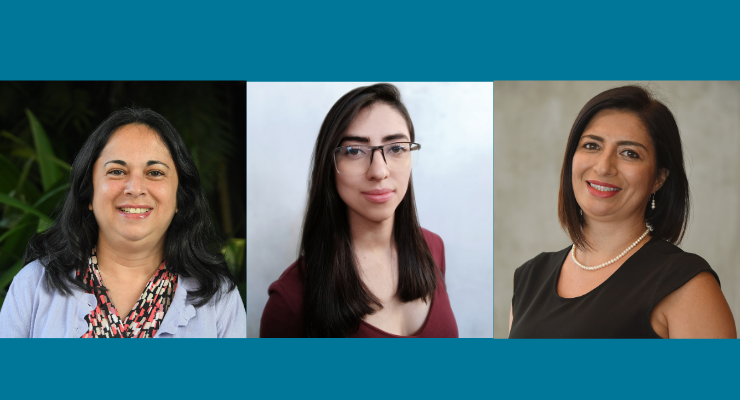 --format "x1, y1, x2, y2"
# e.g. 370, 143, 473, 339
117, 205, 153, 219
586, 180, 622, 199
362, 189, 394, 203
